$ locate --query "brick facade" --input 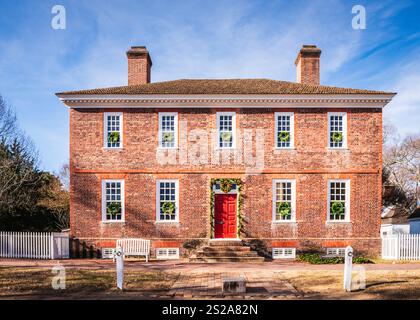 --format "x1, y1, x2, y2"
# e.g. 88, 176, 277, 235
69, 107, 383, 257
